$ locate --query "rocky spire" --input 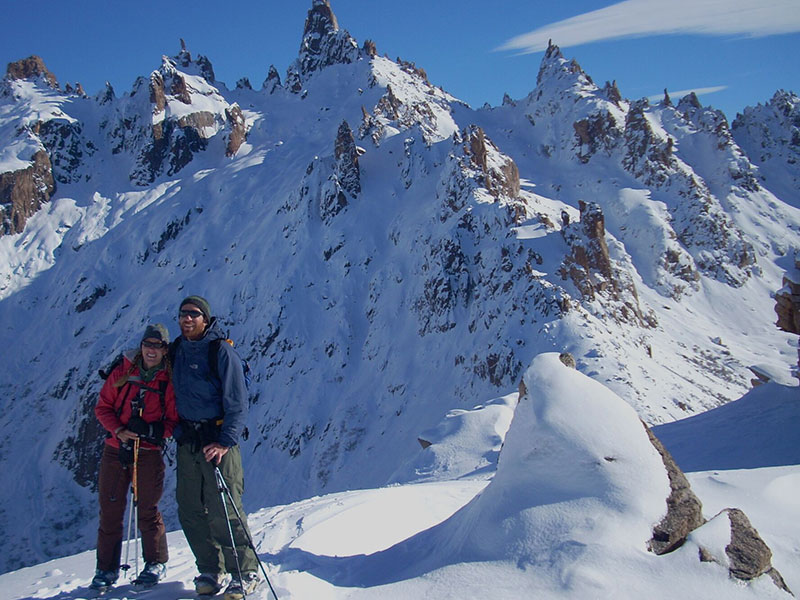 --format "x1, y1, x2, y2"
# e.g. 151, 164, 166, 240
174, 39, 215, 82
334, 120, 361, 198
286, 0, 360, 93
96, 82, 116, 104
262, 65, 282, 93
